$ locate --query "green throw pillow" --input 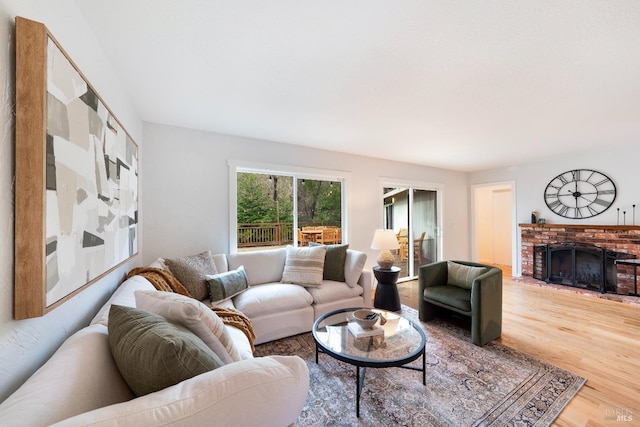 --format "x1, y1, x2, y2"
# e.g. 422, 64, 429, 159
309, 242, 349, 282
108, 304, 224, 396
206, 265, 249, 305
447, 261, 488, 290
